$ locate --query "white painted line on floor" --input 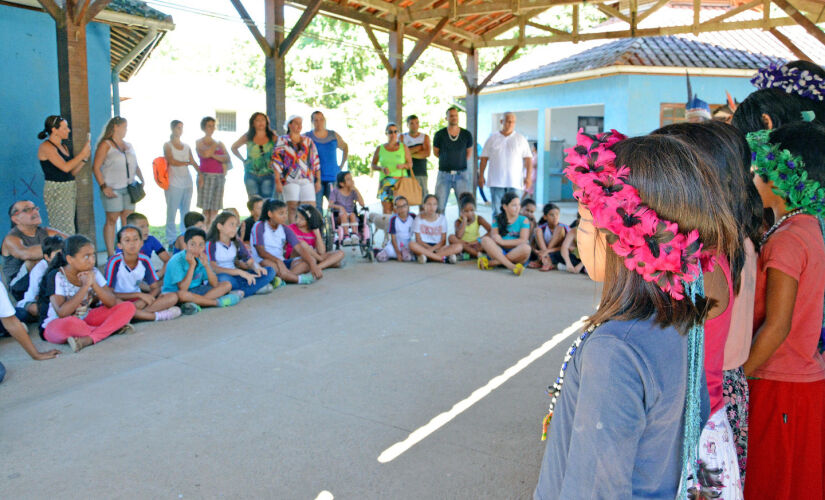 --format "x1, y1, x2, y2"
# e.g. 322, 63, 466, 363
377, 316, 588, 464
314, 490, 334, 500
